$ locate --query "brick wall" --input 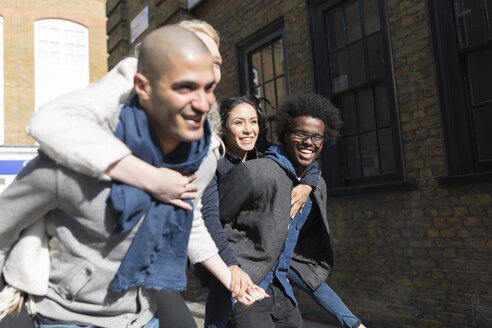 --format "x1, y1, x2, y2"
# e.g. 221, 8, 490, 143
105, 0, 492, 326
0, 0, 108, 145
